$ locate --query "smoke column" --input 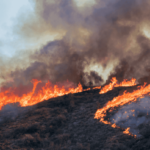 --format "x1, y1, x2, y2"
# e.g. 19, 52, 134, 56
1, 0, 150, 92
